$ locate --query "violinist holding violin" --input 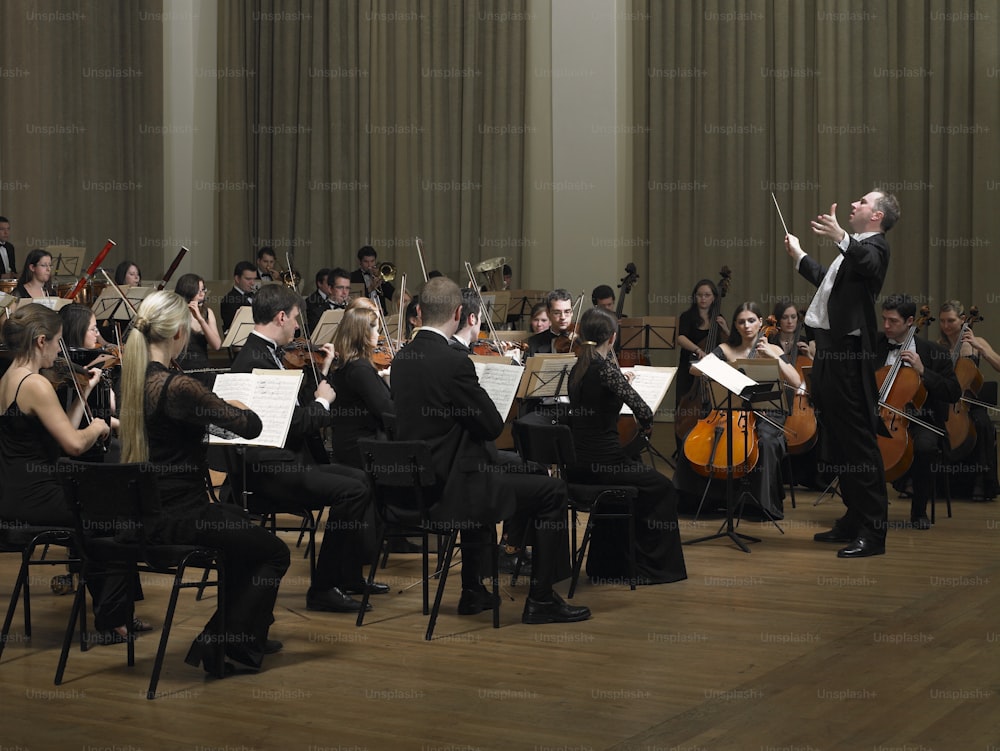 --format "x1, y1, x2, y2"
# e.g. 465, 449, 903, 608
567, 307, 687, 585
526, 289, 574, 356
329, 306, 393, 468
877, 296, 960, 529
785, 189, 898, 558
